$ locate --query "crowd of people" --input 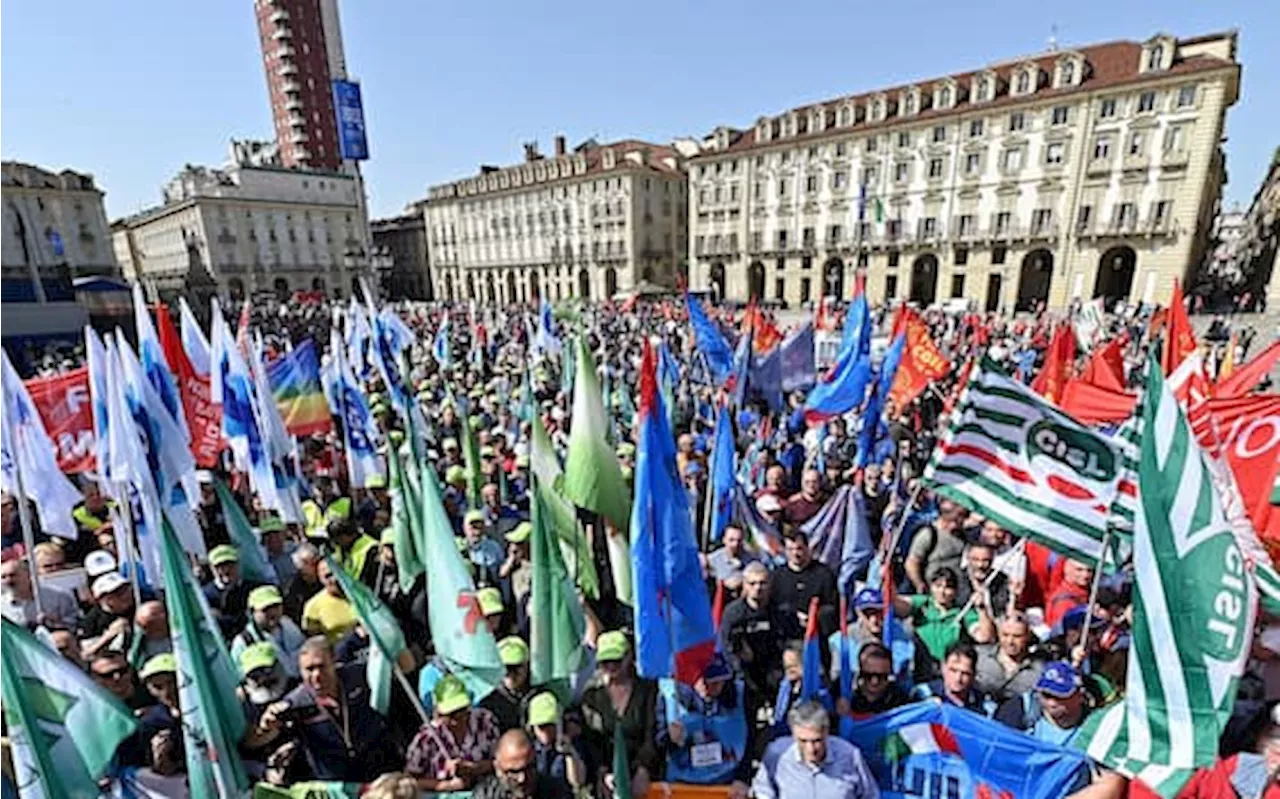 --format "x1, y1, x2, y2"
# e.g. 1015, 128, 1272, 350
1, 290, 1278, 799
